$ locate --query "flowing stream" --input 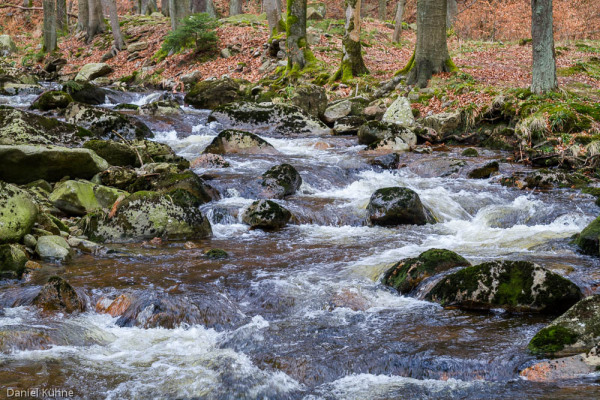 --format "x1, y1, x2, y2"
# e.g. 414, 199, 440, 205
1, 90, 600, 399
